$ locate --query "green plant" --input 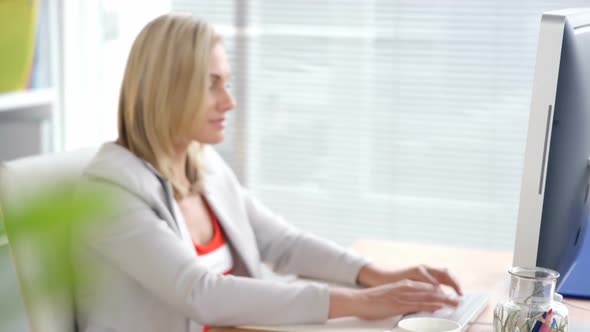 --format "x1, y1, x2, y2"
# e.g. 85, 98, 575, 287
0, 182, 112, 325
